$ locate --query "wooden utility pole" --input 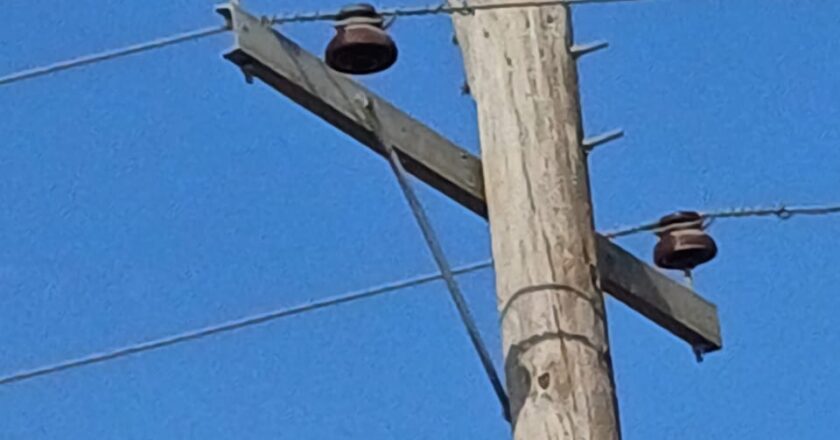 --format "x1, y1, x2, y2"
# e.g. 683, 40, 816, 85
219, 2, 723, 437
450, 2, 620, 438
